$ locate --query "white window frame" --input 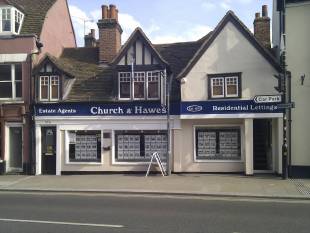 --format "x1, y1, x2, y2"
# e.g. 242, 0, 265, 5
210, 77, 224, 98
39, 75, 60, 102
146, 71, 160, 100
132, 71, 146, 100
118, 70, 163, 101
225, 76, 239, 98
118, 72, 131, 100
193, 125, 244, 163
0, 6, 24, 34
50, 75, 60, 101
0, 64, 22, 100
